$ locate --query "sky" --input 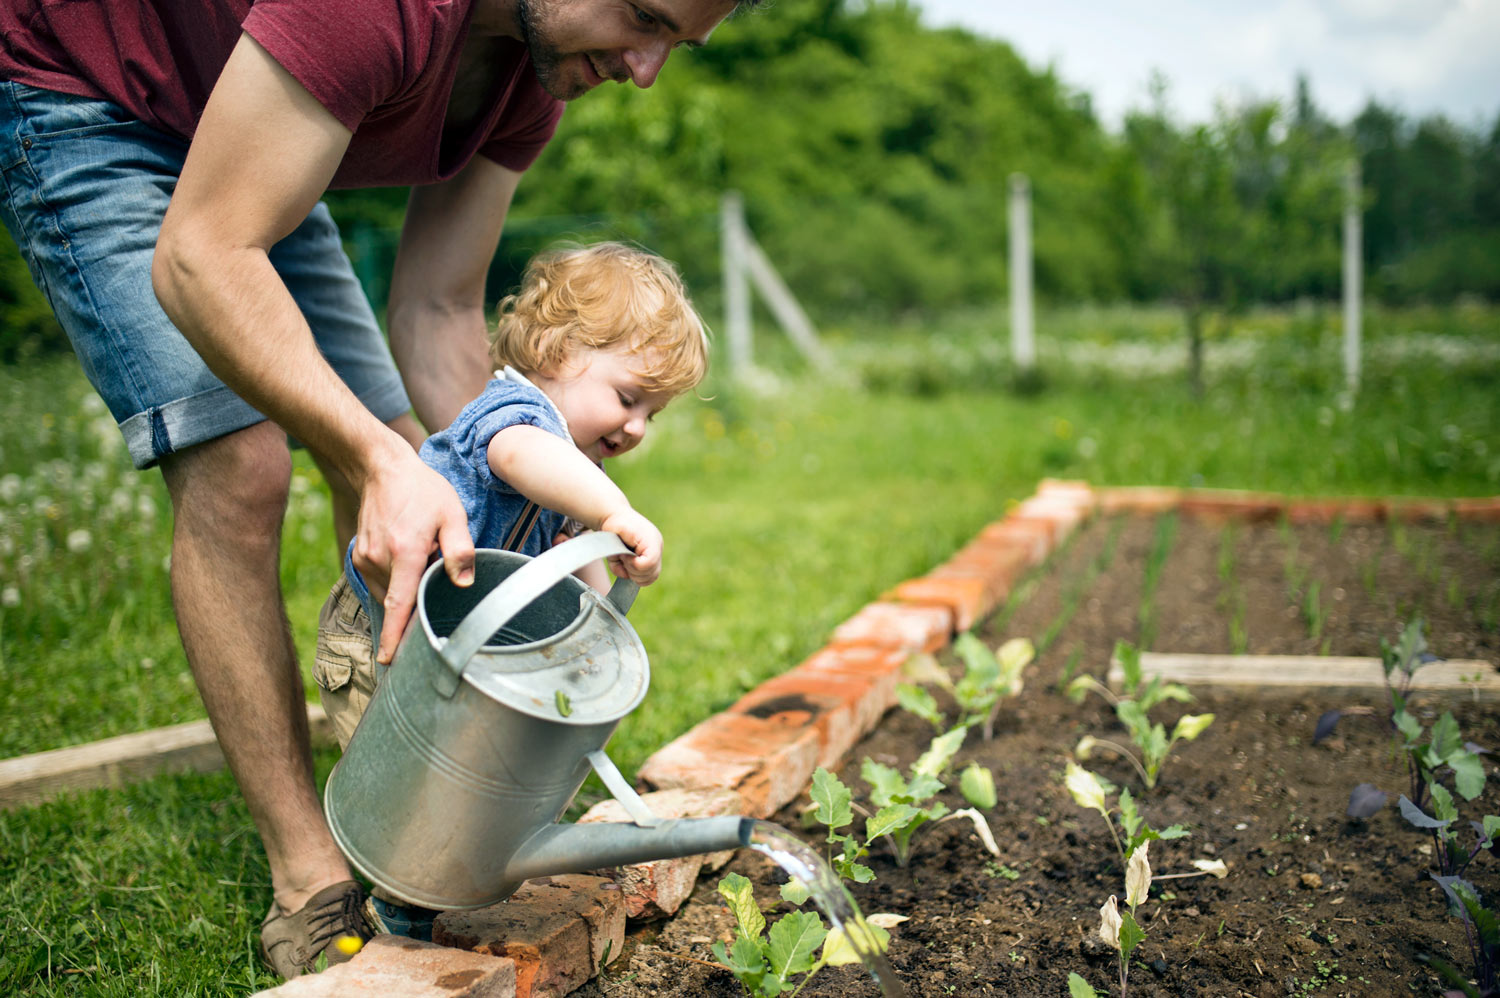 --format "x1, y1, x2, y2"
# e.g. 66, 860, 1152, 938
913, 0, 1500, 131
